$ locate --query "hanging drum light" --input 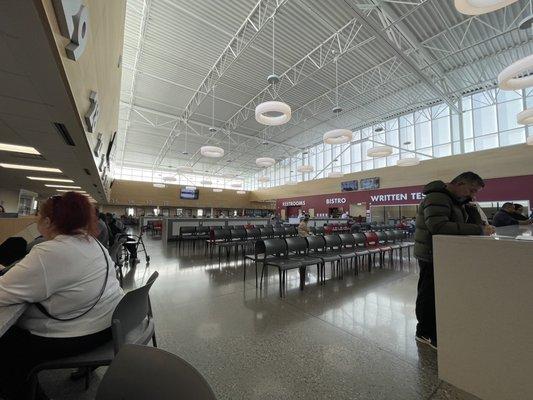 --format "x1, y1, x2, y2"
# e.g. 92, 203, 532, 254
517, 108, 533, 125
323, 129, 353, 144
297, 165, 314, 173
397, 157, 420, 167
231, 182, 242, 188
255, 16, 291, 126
153, 183, 166, 188
256, 157, 276, 168
163, 176, 177, 182
200, 145, 224, 158
200, 179, 212, 185
498, 54, 533, 90
455, 0, 518, 15
323, 57, 352, 145
213, 188, 223, 192
367, 145, 393, 158
286, 180, 298, 185
236, 190, 246, 194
